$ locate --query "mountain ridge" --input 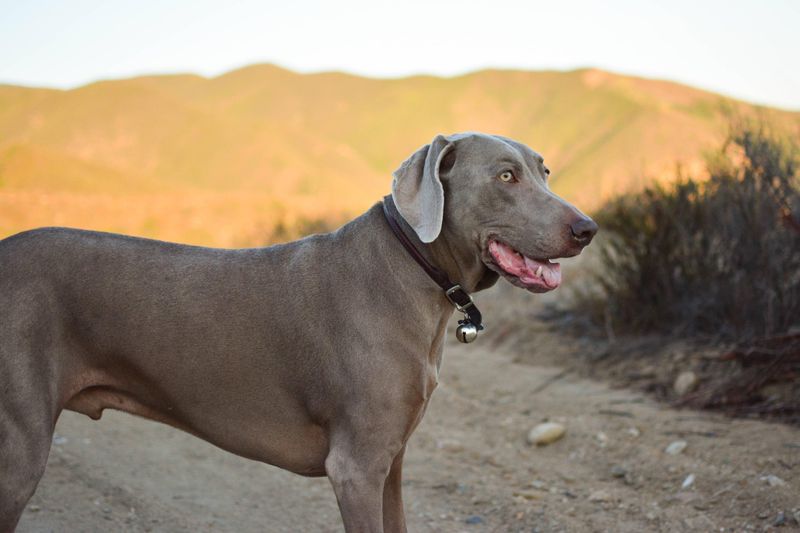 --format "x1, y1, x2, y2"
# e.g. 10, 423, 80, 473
1, 64, 797, 246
